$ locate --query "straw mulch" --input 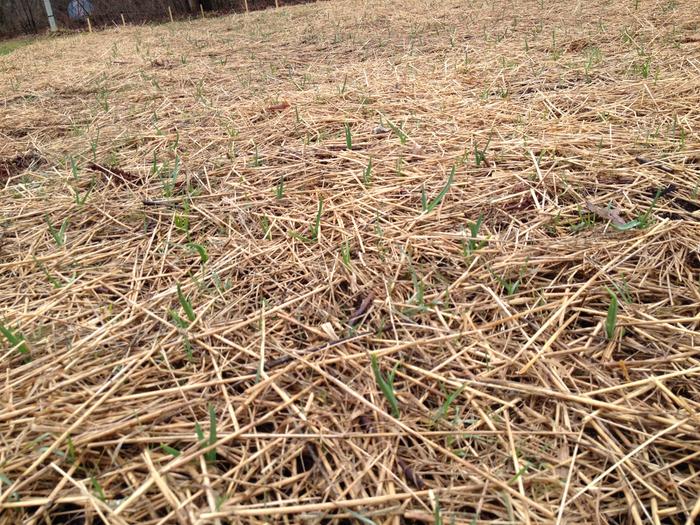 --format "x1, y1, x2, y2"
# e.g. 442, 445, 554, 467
1, 0, 699, 523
